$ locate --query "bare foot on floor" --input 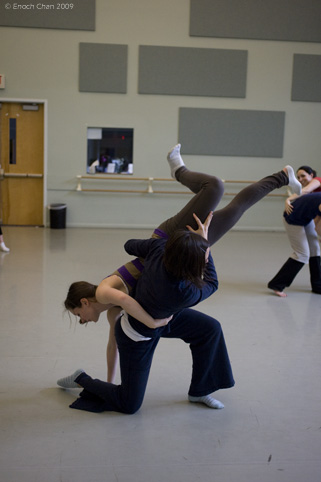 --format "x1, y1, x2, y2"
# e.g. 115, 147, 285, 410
273, 289, 287, 298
